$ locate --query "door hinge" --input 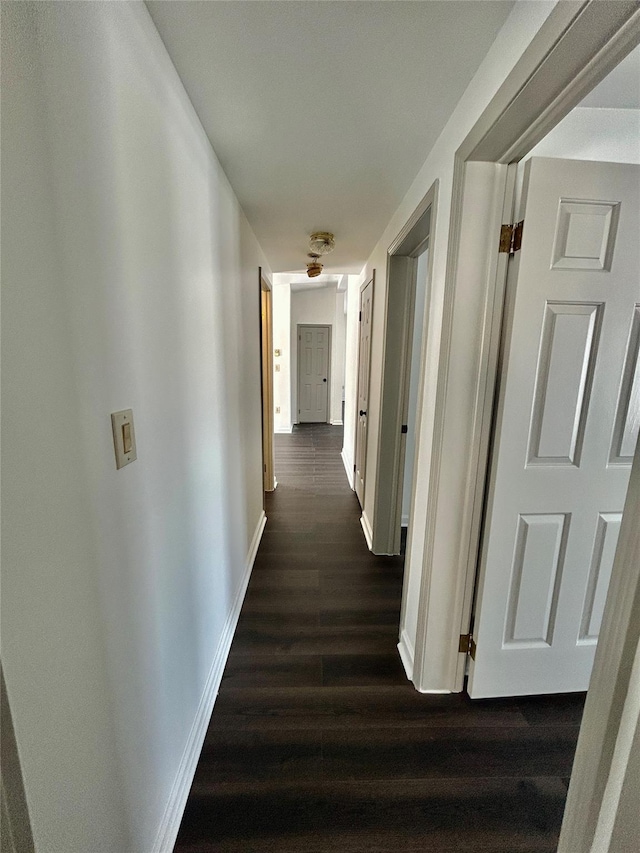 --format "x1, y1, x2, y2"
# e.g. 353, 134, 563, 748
401, 424, 408, 434
459, 633, 476, 660
353, 463, 356, 472
499, 220, 524, 254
